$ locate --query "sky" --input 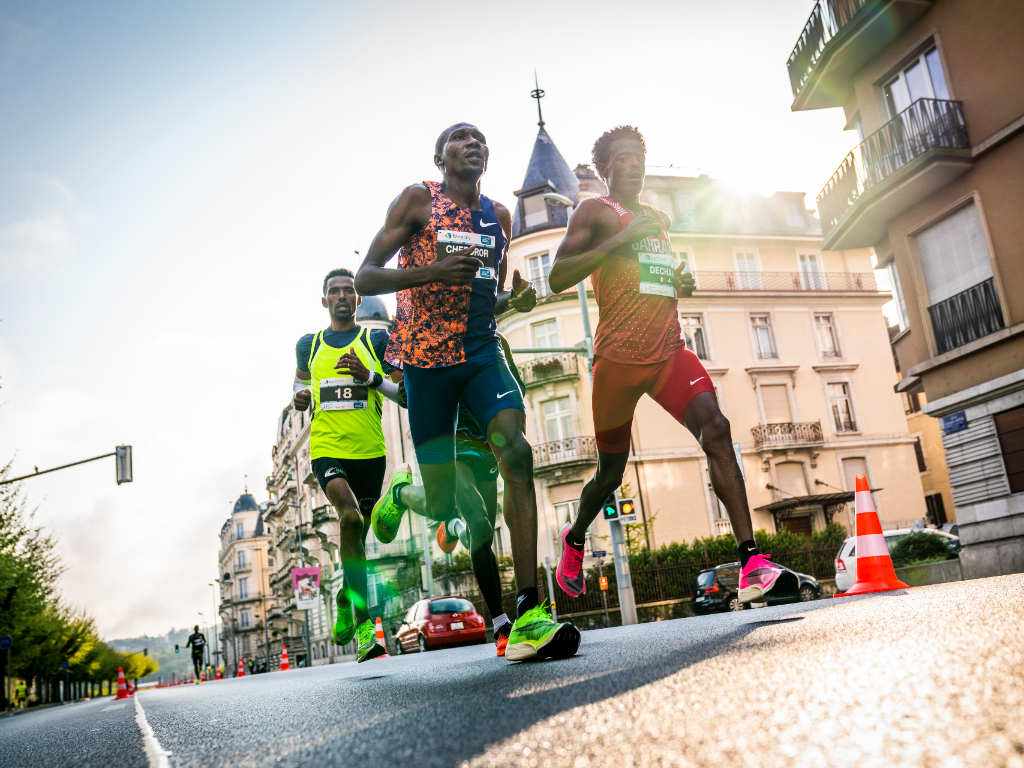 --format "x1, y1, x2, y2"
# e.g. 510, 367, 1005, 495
0, 0, 862, 638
